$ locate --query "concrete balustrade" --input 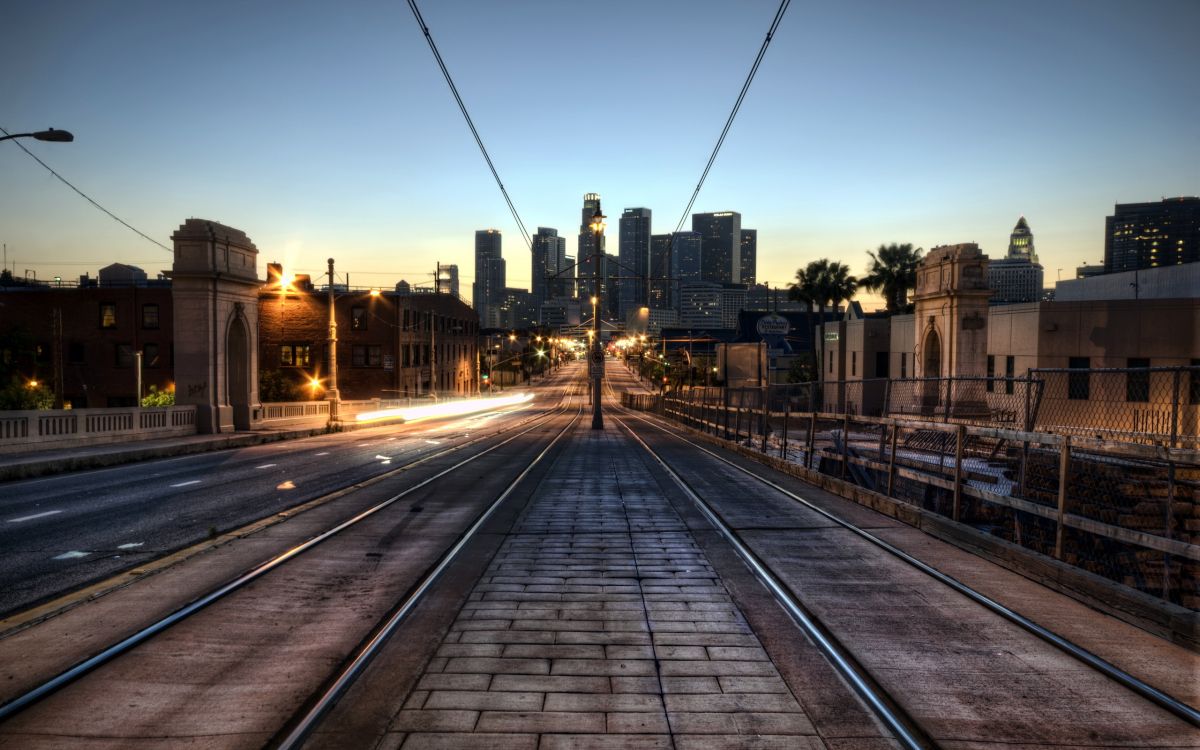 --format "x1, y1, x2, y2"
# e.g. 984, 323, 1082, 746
0, 406, 198, 454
